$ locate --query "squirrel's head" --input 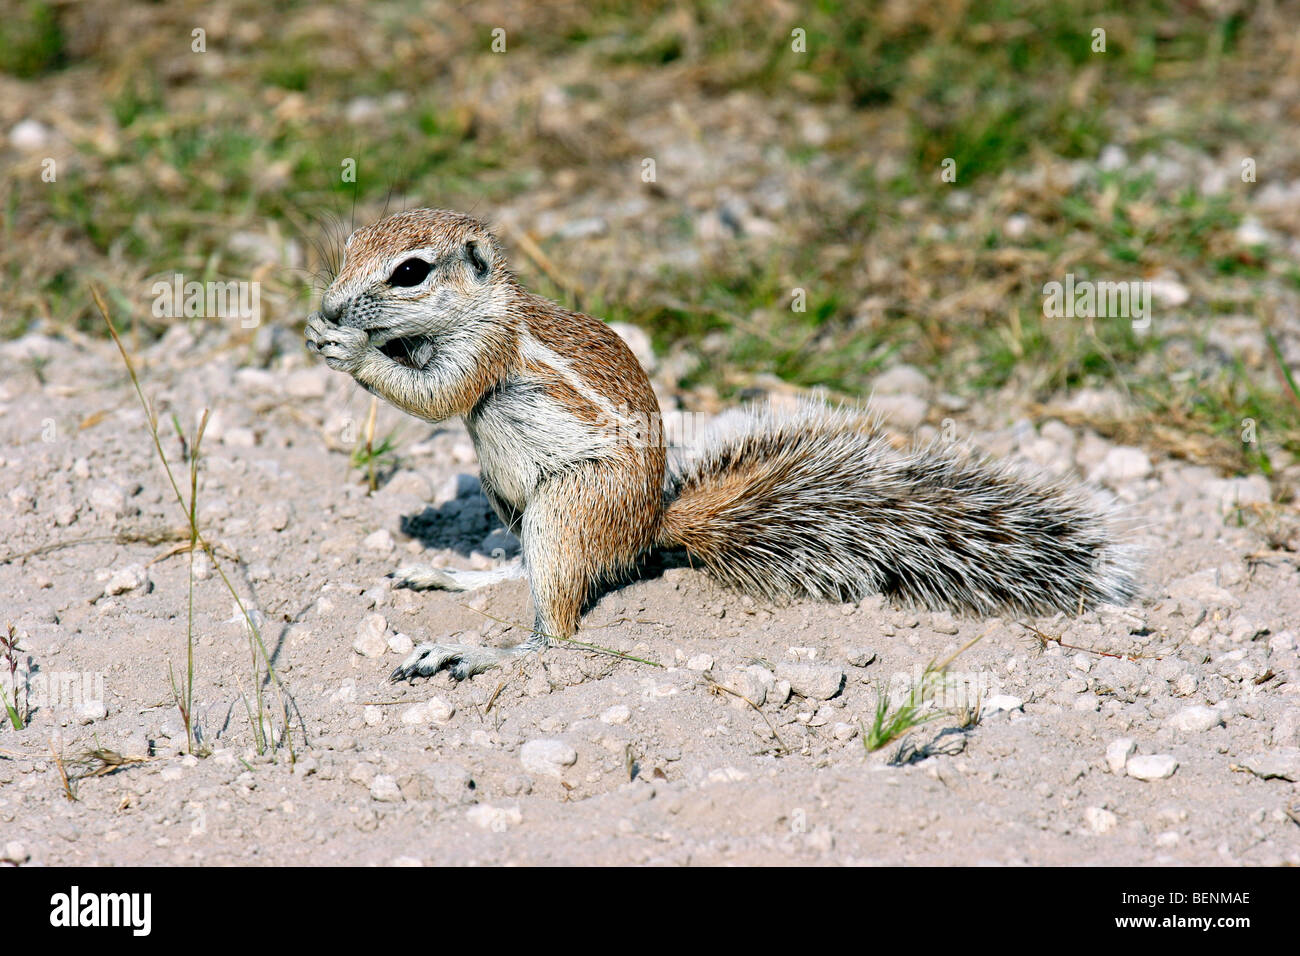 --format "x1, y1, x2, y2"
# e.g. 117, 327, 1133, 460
319, 208, 511, 364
